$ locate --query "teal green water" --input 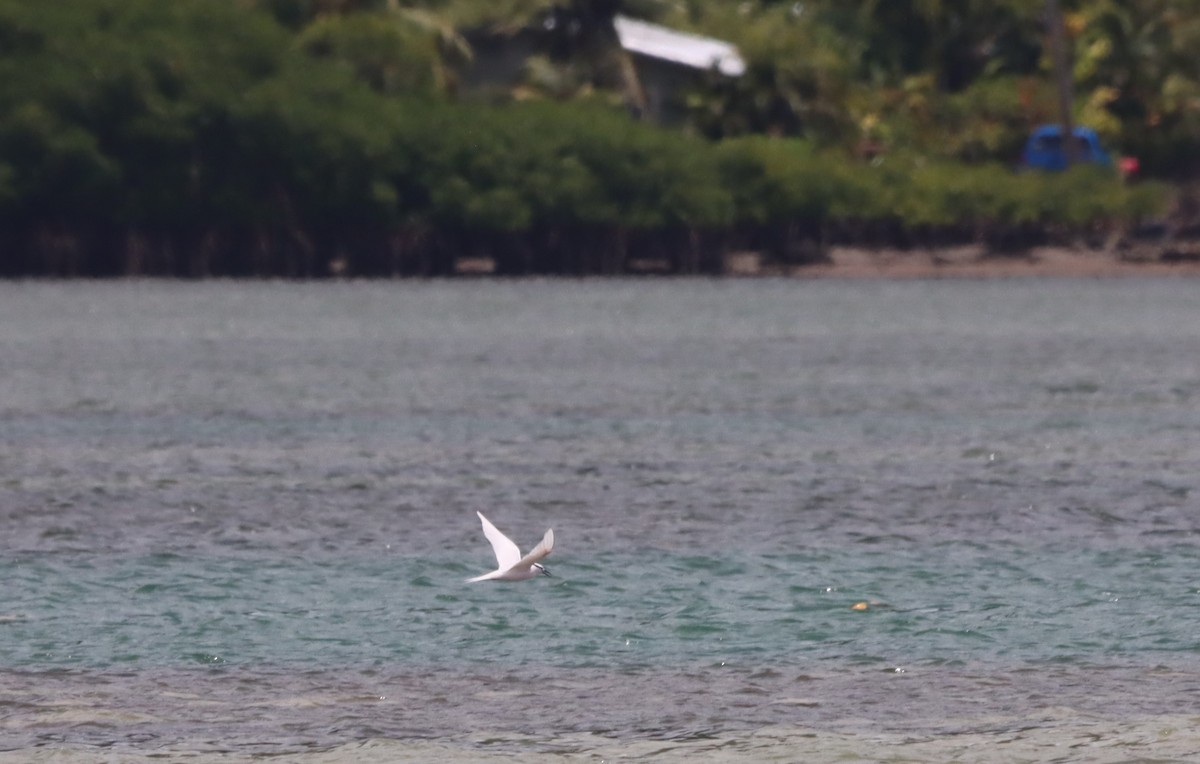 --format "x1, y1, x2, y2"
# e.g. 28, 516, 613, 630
4, 545, 1199, 670
2, 279, 1200, 759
